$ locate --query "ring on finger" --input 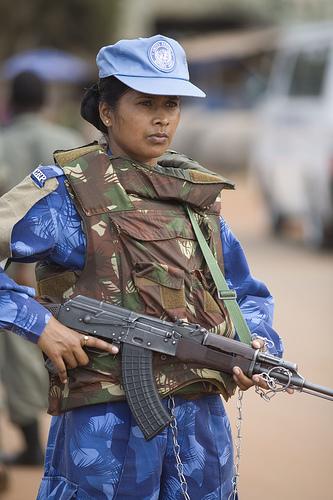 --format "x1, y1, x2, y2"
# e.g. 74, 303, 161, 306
81, 335, 90, 347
